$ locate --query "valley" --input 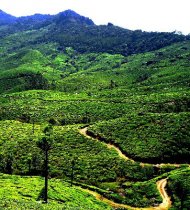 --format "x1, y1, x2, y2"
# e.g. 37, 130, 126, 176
0, 9, 190, 209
